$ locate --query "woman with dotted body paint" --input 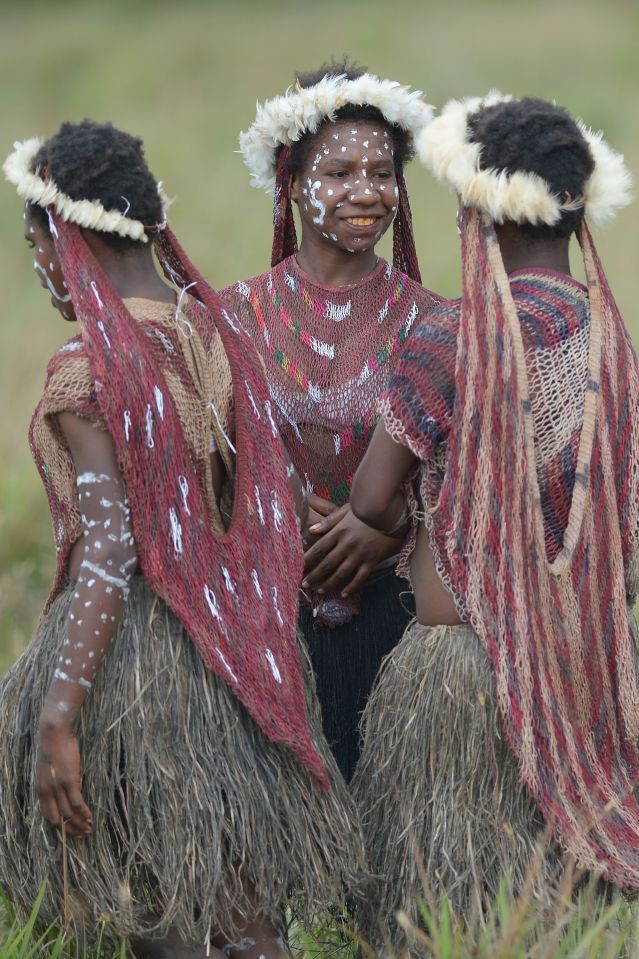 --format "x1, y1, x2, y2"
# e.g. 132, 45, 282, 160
0, 121, 365, 959
223, 61, 442, 781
